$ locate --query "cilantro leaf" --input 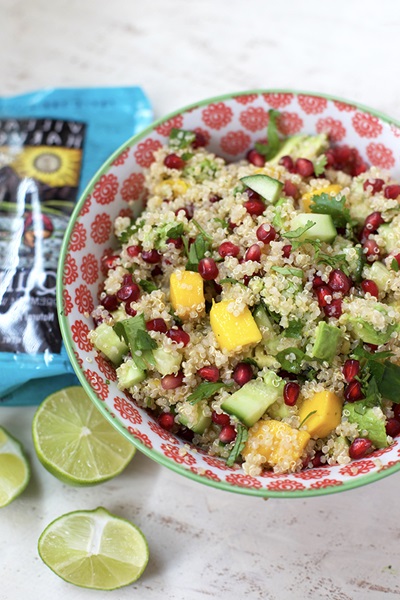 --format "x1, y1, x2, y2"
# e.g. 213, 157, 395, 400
113, 315, 157, 370
310, 192, 352, 229
165, 223, 185, 239
169, 128, 196, 149
254, 109, 282, 161
139, 279, 158, 293
219, 277, 246, 287
271, 266, 304, 278
192, 220, 212, 241
391, 258, 399, 272
226, 423, 248, 467
375, 361, 400, 402
316, 252, 348, 272
188, 381, 230, 405
185, 234, 211, 272
312, 154, 327, 177
284, 319, 304, 339
117, 219, 145, 244
214, 217, 229, 229
282, 221, 316, 240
